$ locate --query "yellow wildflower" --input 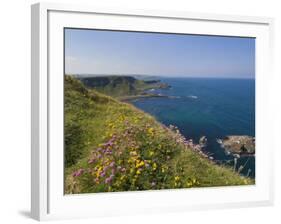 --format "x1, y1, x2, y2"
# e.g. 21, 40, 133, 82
97, 166, 103, 172
136, 160, 145, 168
186, 181, 193, 187
149, 151, 154, 157
148, 127, 154, 135
152, 163, 157, 171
